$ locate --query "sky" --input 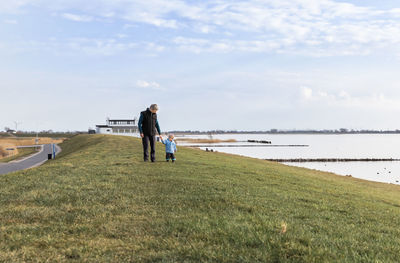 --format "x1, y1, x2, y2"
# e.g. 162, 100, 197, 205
1, 0, 400, 132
